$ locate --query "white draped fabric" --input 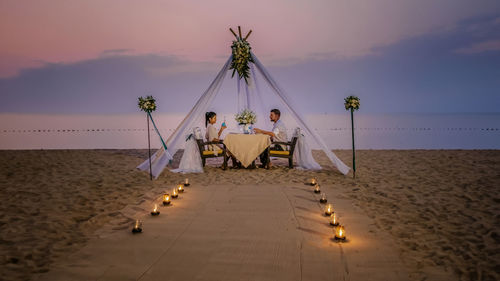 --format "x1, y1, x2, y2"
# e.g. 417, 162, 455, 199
171, 135, 203, 174
137, 56, 232, 178
138, 52, 350, 177
136, 146, 171, 178
293, 128, 322, 170
250, 54, 350, 175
